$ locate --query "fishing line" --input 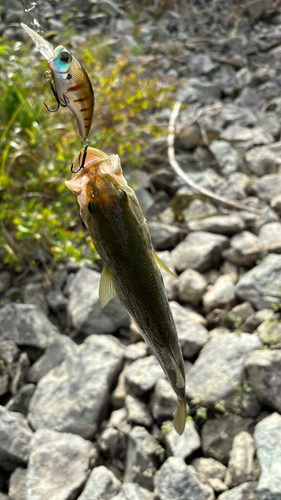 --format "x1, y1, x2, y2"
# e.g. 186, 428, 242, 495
18, 0, 58, 160
2, 0, 59, 172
